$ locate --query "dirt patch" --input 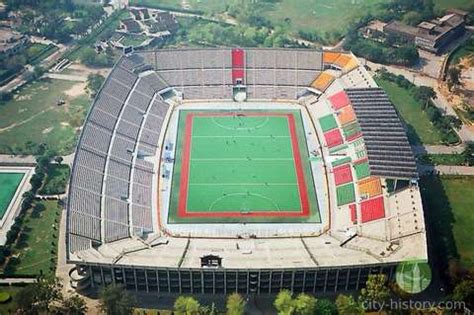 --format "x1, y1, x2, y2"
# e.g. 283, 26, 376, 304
60, 122, 70, 127
67, 63, 111, 77
459, 56, 474, 93
439, 83, 464, 106
14, 94, 32, 101
64, 82, 86, 98
42, 127, 53, 134
440, 55, 474, 108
